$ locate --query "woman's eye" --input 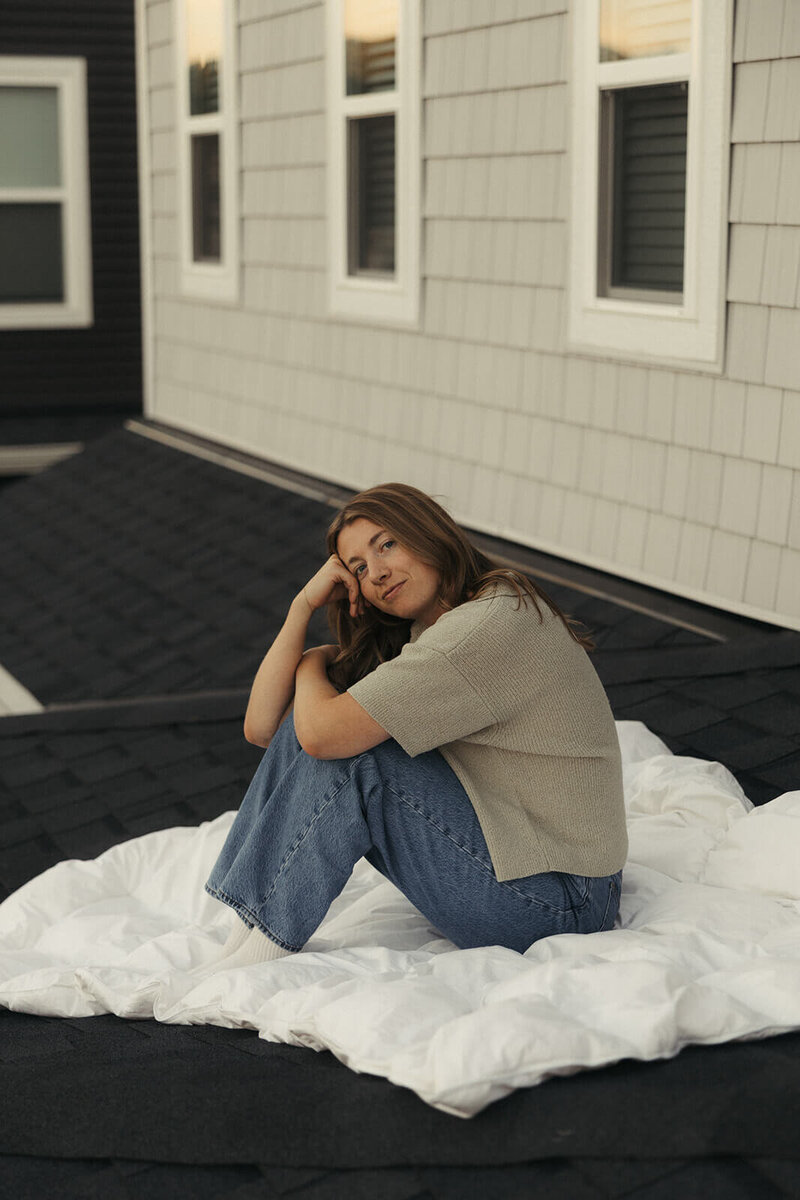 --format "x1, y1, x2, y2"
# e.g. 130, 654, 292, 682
354, 564, 366, 577
381, 540, 394, 552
